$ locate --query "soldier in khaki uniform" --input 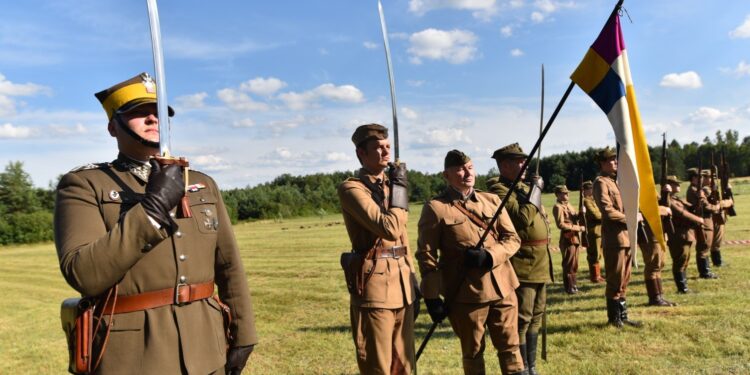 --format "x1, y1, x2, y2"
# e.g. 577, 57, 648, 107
54, 73, 257, 374
702, 171, 734, 268
417, 150, 525, 375
582, 181, 605, 283
663, 176, 705, 293
337, 124, 418, 375
592, 147, 641, 328
487, 143, 552, 375
686, 168, 721, 279
635, 204, 675, 307
552, 185, 584, 294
